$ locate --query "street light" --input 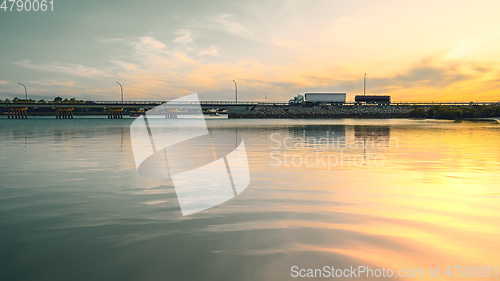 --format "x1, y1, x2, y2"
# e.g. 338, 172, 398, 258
116, 82, 123, 103
18, 83, 27, 100
364, 73, 366, 96
233, 80, 237, 104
